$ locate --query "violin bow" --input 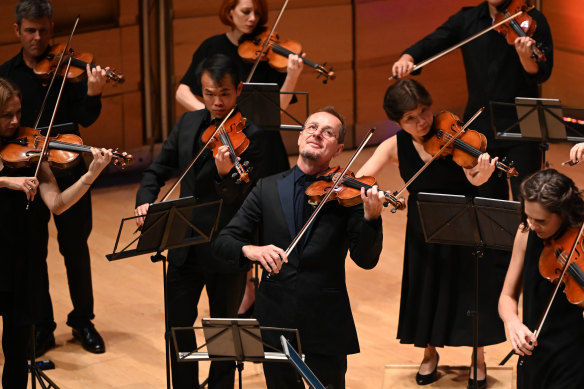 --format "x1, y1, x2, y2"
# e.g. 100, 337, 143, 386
28, 16, 80, 209
159, 107, 238, 202
500, 222, 584, 366
245, 0, 290, 83
388, 10, 523, 80
284, 128, 375, 257
393, 107, 484, 200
